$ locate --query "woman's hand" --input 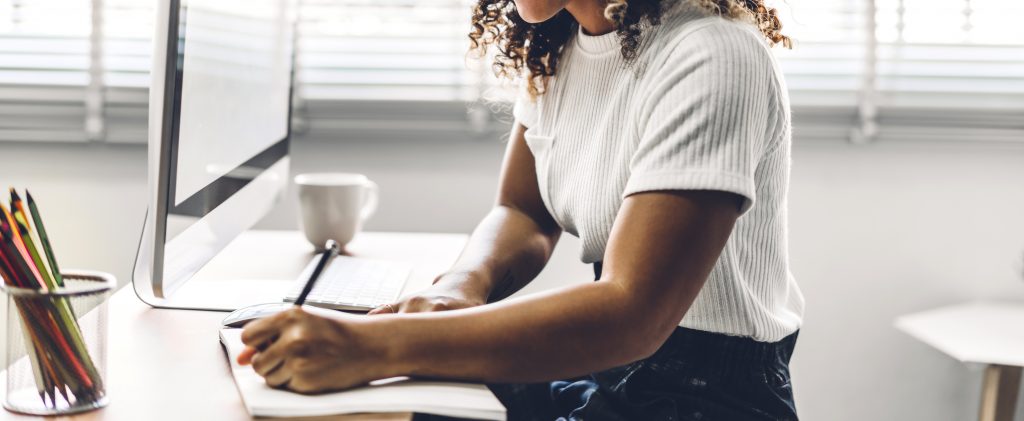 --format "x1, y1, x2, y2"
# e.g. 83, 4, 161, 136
236, 307, 393, 394
368, 271, 489, 314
